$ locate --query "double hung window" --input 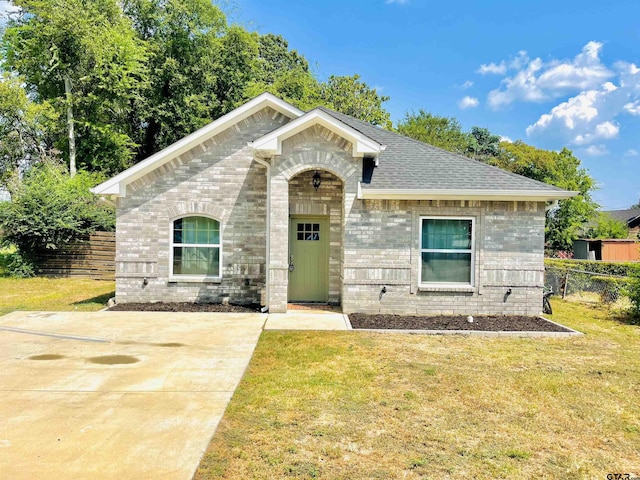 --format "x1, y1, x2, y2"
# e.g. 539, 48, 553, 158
420, 217, 474, 286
